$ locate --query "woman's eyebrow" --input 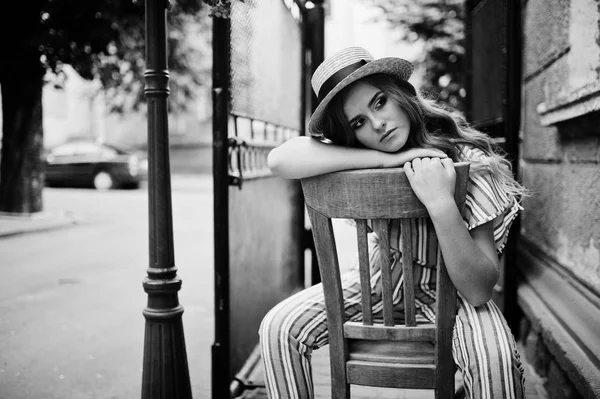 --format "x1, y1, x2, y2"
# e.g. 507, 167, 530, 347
348, 91, 383, 125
